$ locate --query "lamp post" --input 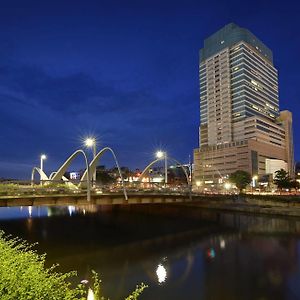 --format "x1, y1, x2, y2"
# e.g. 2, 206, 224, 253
156, 151, 167, 187
40, 154, 47, 185
224, 182, 231, 194
85, 137, 97, 186
252, 175, 258, 193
